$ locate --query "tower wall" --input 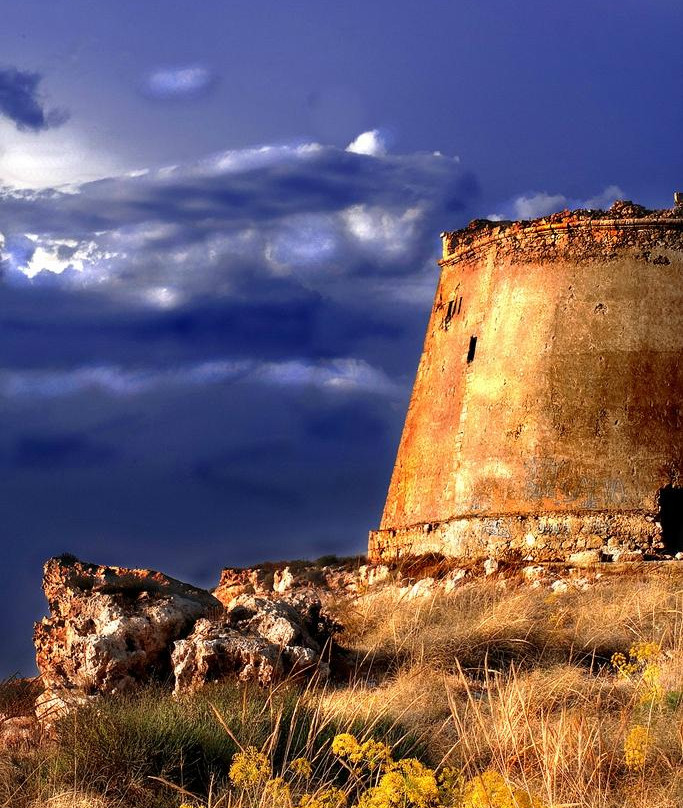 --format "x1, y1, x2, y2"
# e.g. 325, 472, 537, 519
370, 203, 683, 561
